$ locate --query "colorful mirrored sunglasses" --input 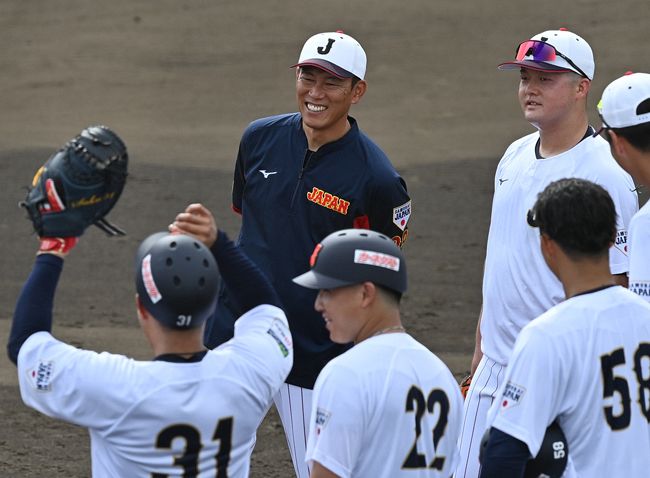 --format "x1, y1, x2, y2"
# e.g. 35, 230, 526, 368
515, 40, 589, 79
